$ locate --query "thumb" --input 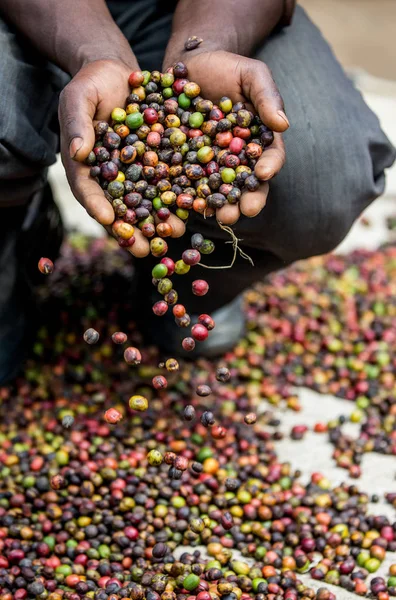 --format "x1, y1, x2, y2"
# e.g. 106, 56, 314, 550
58, 77, 97, 162
243, 60, 289, 133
